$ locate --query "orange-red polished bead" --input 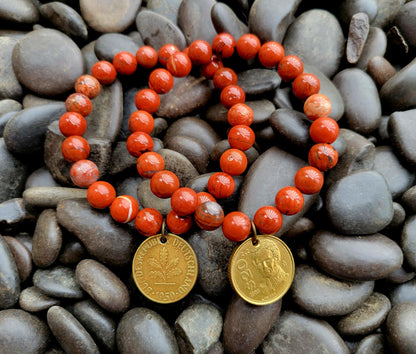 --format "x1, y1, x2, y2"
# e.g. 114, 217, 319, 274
227, 103, 253, 126
308, 143, 338, 171
74, 75, 101, 99
292, 73, 320, 100
222, 211, 251, 242
167, 52, 192, 77
236, 33, 261, 60
61, 136, 90, 162
196, 192, 216, 206
170, 187, 198, 216
188, 40, 212, 65
309, 117, 339, 144
87, 181, 116, 209
212, 33, 236, 59
135, 207, 163, 236
128, 110, 154, 134
213, 67, 238, 90
200, 55, 223, 78
277, 55, 304, 82
150, 170, 180, 198
207, 172, 235, 199
91, 60, 117, 85
136, 46, 158, 69
136, 152, 165, 178
220, 148, 248, 176
258, 41, 285, 68
294, 166, 324, 194
253, 206, 283, 234
65, 93, 92, 117
194, 201, 224, 231
113, 52, 137, 75
134, 88, 160, 114
228, 125, 255, 151
59, 112, 87, 137
166, 210, 193, 234
69, 159, 99, 188
158, 44, 180, 67
110, 195, 139, 223
303, 94, 332, 121
148, 68, 174, 94
126, 131, 154, 158
275, 186, 304, 215
220, 84, 245, 109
